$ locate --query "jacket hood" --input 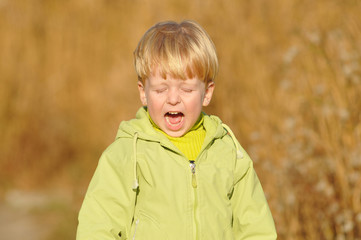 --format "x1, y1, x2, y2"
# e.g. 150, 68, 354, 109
115, 107, 158, 140
115, 107, 228, 143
